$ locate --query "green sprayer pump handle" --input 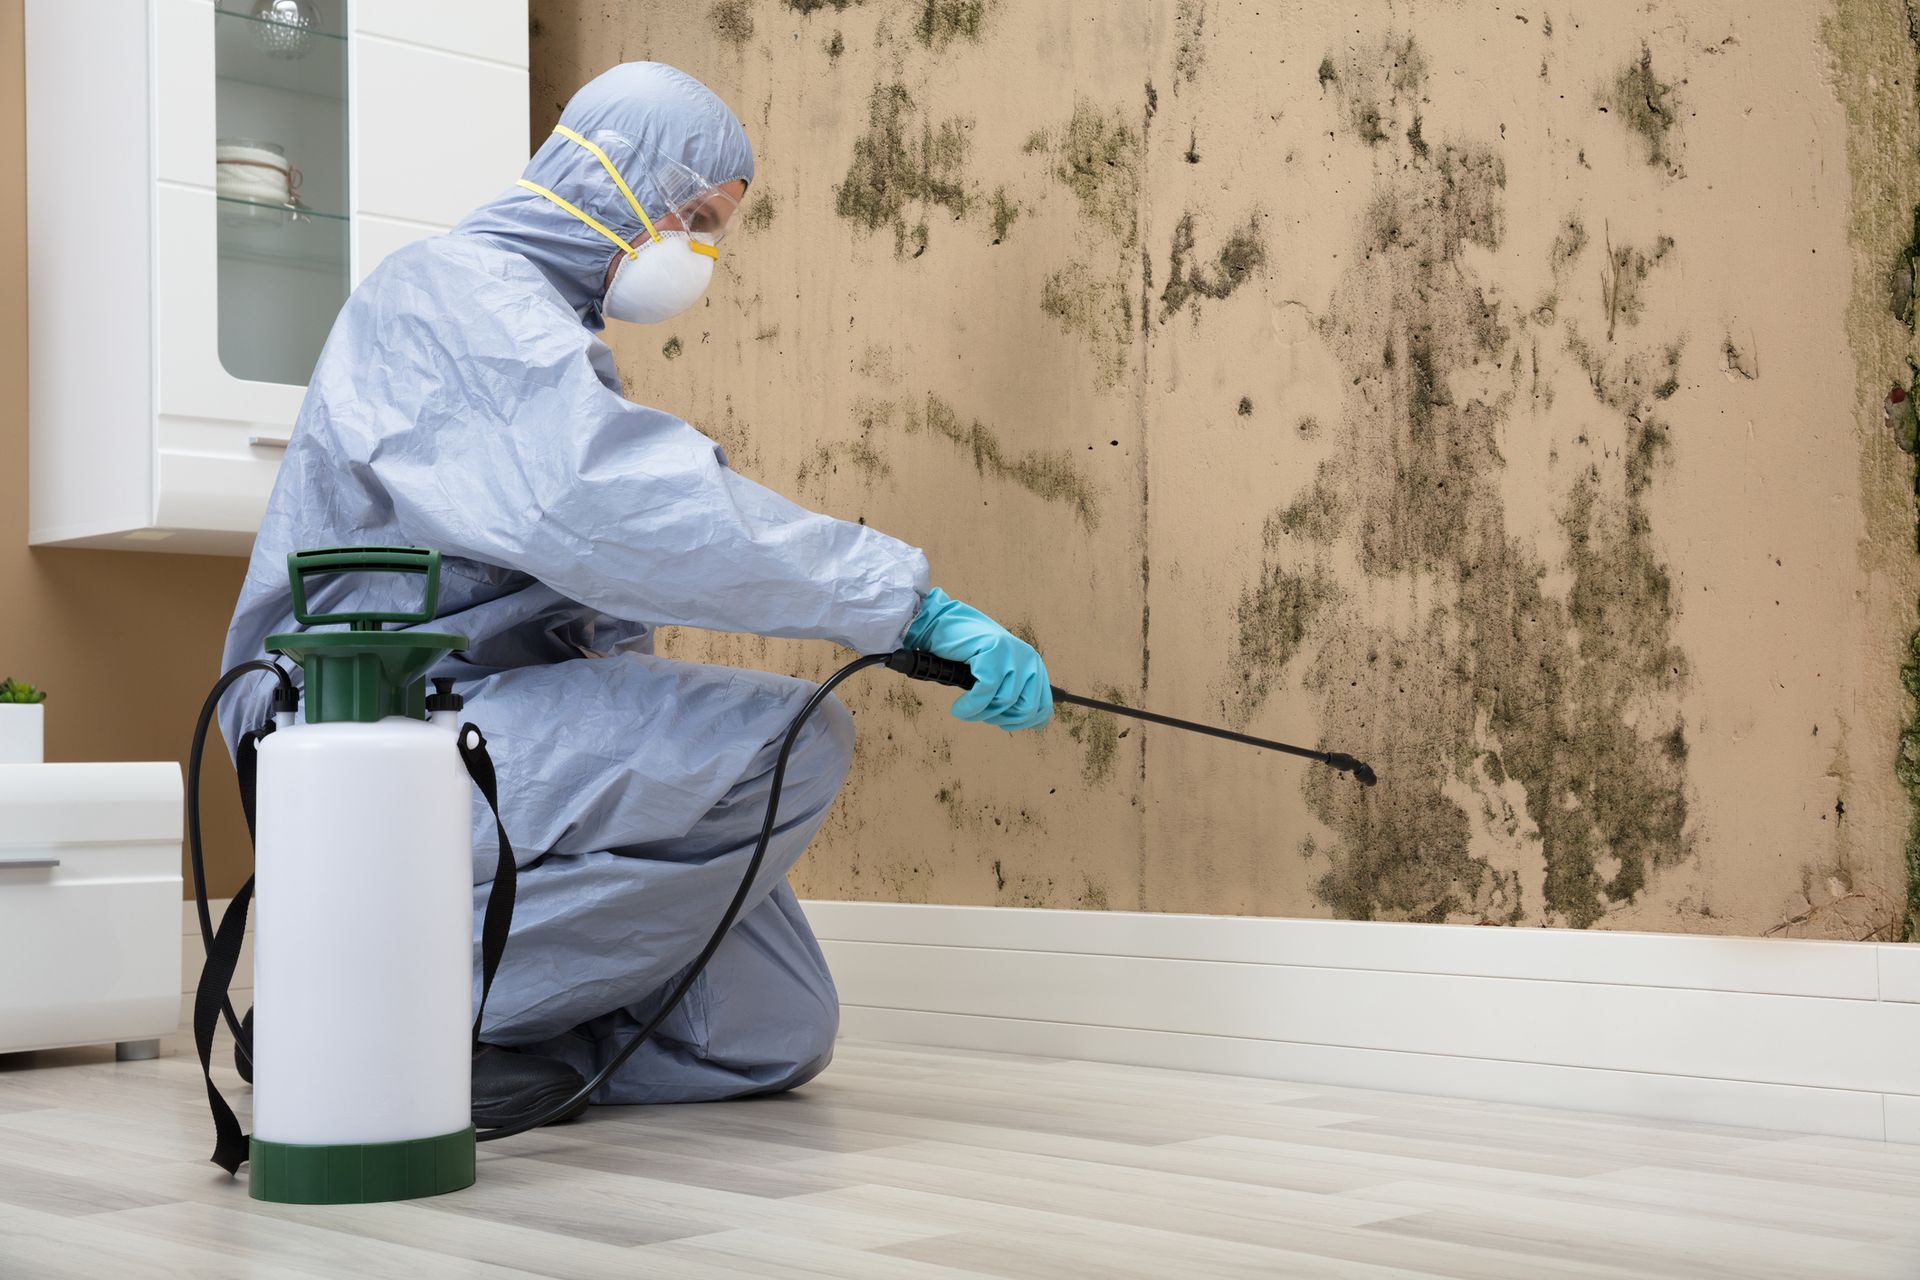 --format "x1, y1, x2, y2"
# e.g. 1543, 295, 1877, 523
288, 547, 443, 629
